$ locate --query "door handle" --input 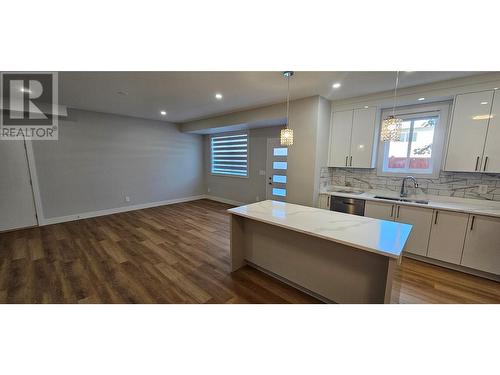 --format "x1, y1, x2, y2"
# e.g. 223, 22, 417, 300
390, 204, 394, 218
470, 215, 475, 231
349, 156, 353, 166
345, 156, 348, 166
396, 205, 400, 219
475, 156, 480, 171
483, 156, 488, 171
434, 211, 439, 225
